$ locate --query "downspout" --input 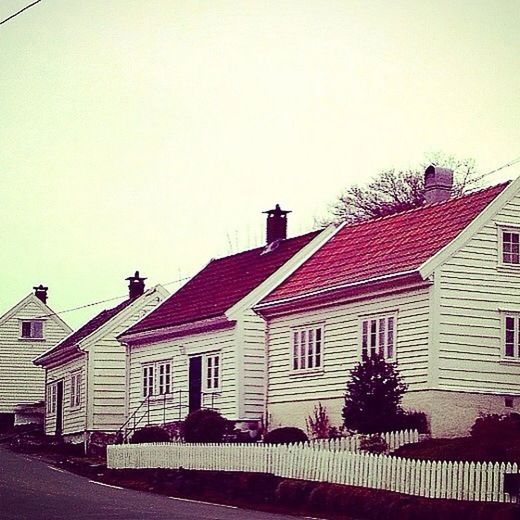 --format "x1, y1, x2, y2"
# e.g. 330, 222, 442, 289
263, 320, 270, 432
84, 351, 89, 454
123, 341, 130, 436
